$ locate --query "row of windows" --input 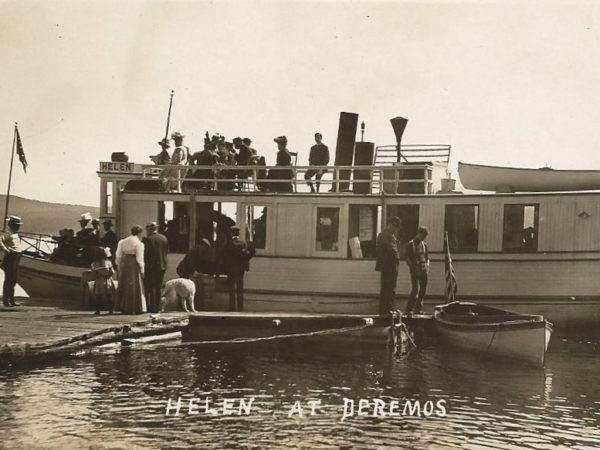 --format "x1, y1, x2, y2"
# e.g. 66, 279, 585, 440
157, 201, 539, 256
